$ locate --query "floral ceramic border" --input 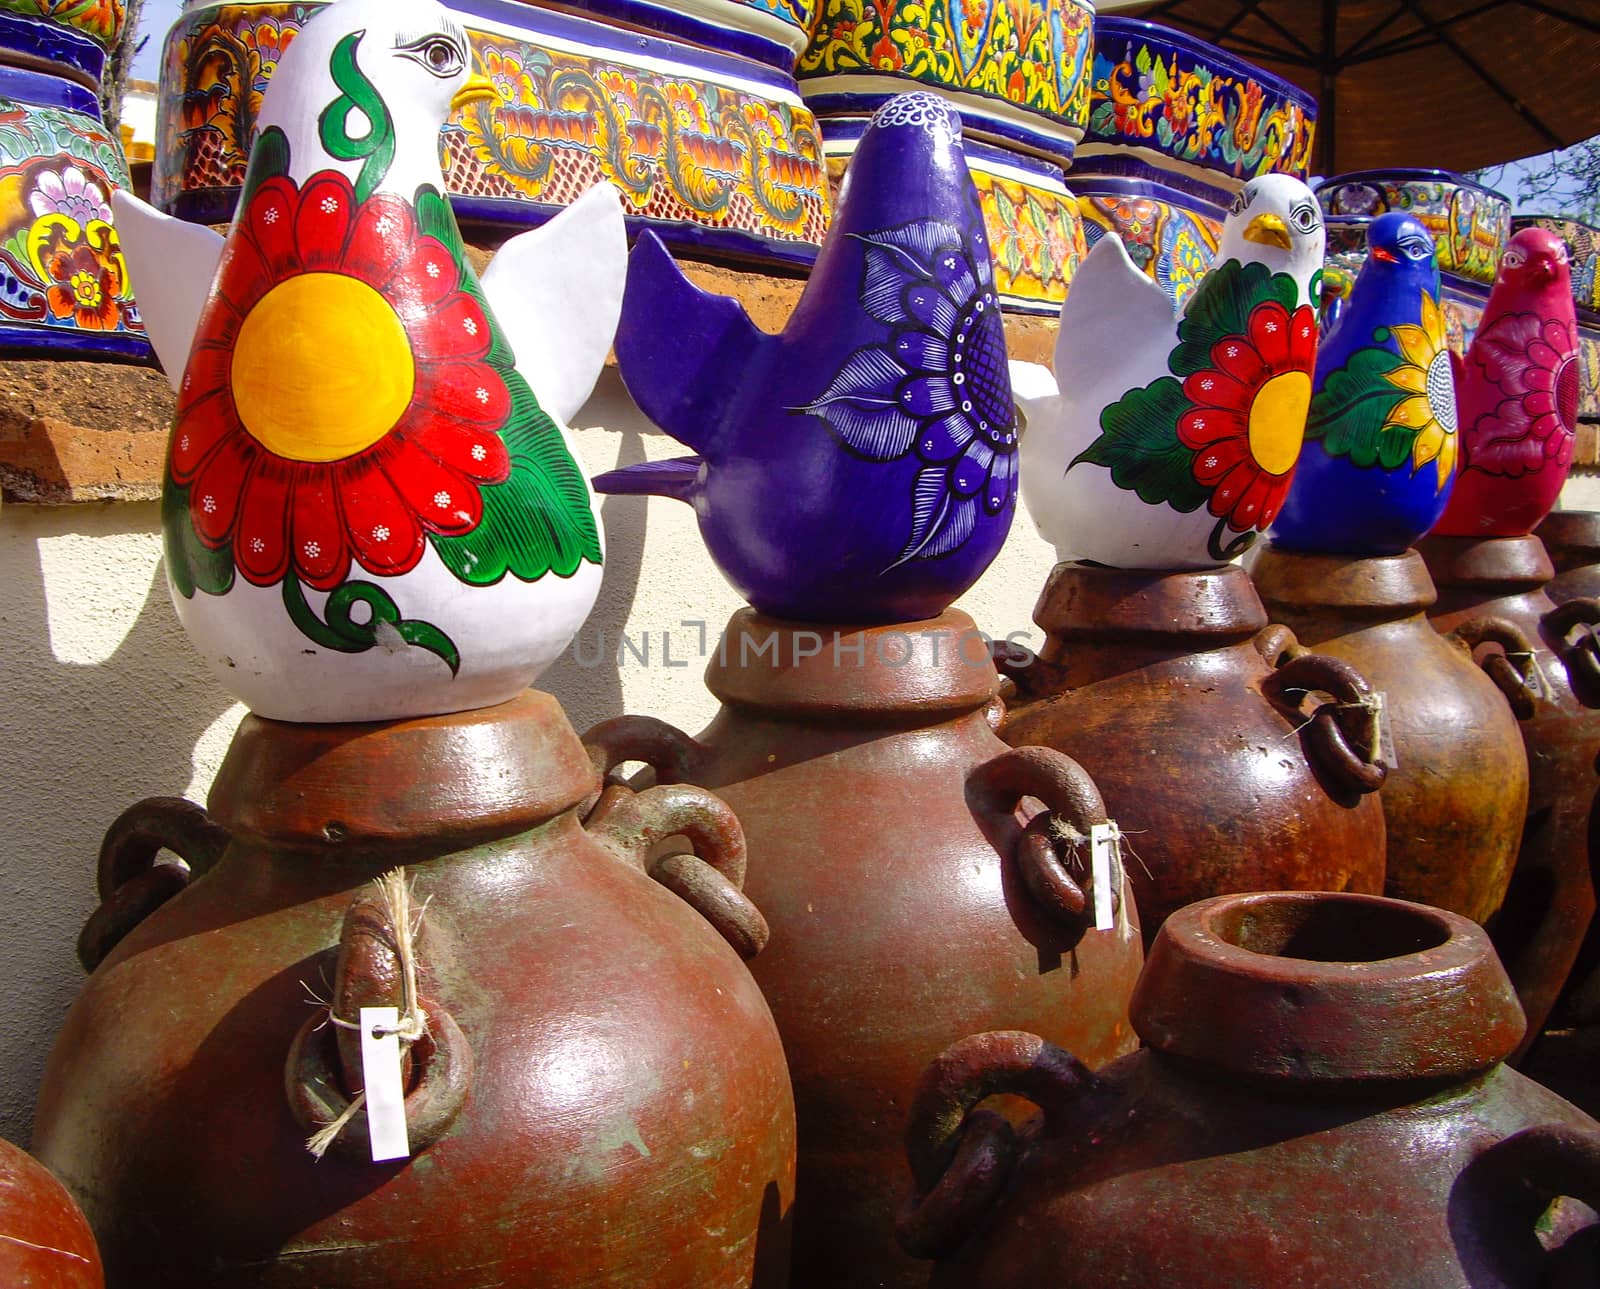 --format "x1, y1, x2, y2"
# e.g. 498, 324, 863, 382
1513, 215, 1600, 318
1317, 170, 1510, 287
1073, 181, 1223, 310
0, 0, 123, 50
1083, 16, 1317, 184
155, 2, 831, 265
0, 74, 147, 359
797, 0, 1095, 147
